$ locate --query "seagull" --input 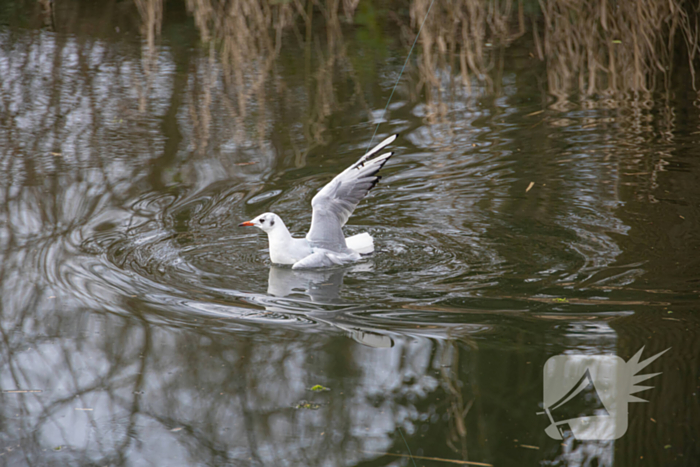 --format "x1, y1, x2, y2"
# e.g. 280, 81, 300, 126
239, 134, 398, 269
